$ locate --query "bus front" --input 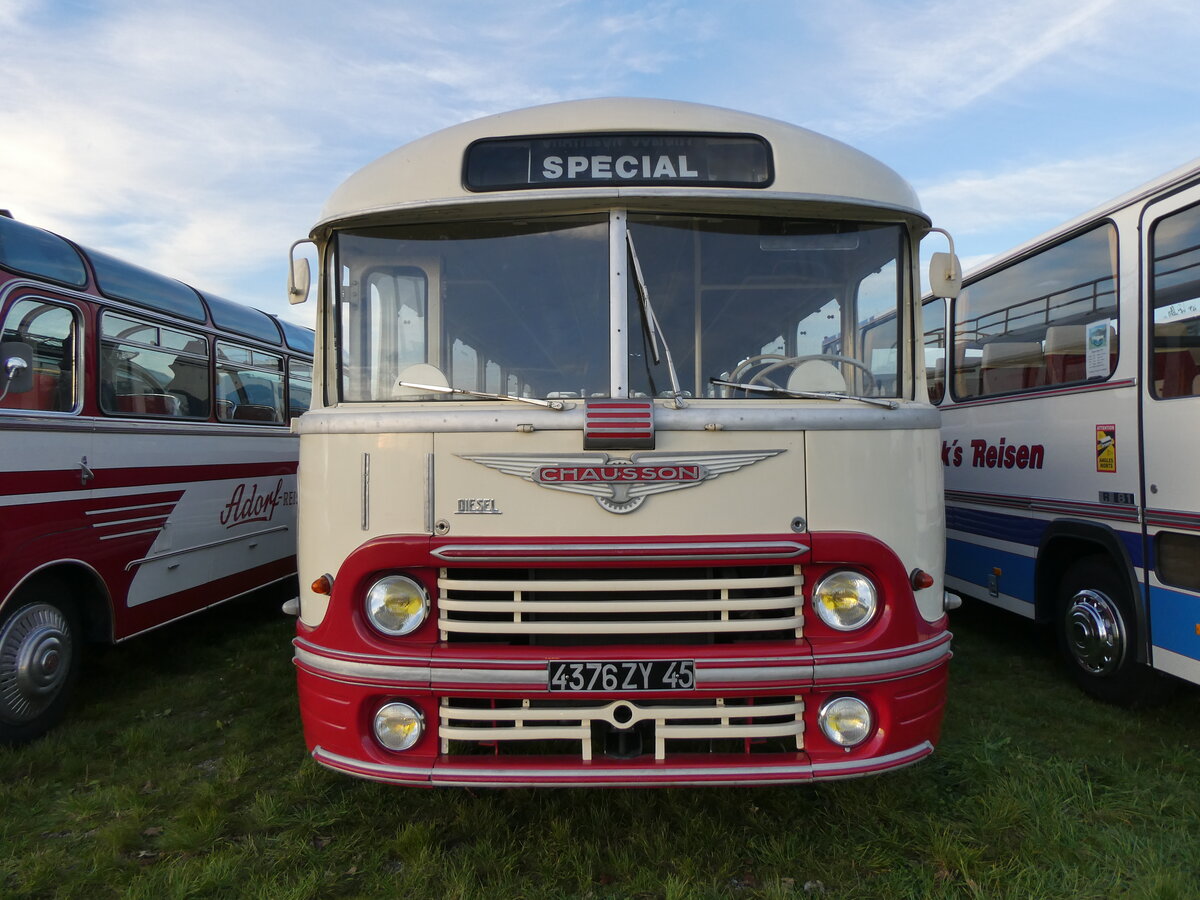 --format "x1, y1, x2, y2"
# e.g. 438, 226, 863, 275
291, 99, 953, 787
